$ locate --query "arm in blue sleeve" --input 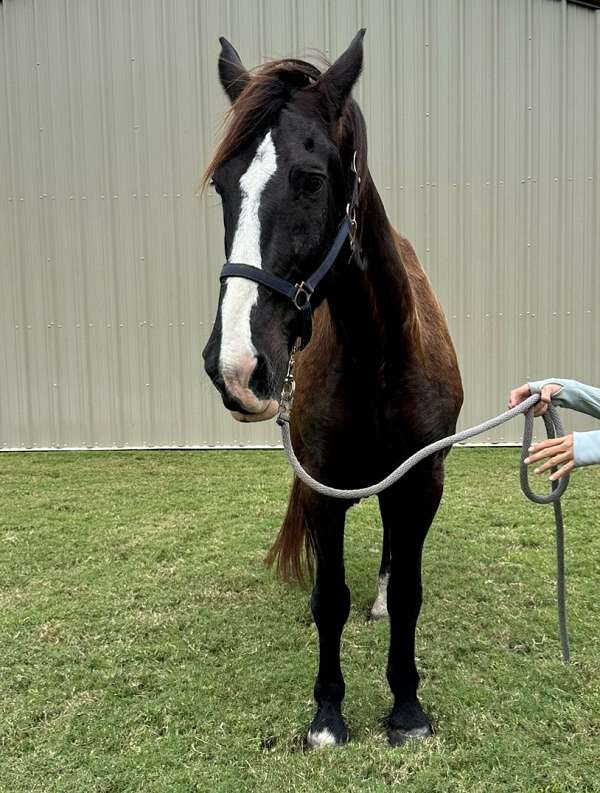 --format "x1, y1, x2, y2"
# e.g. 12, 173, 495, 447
572, 431, 600, 467
528, 378, 600, 467
528, 378, 600, 420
